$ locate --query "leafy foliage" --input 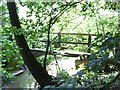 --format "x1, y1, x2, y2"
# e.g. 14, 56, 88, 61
1, 39, 22, 82
87, 31, 120, 73
74, 31, 120, 88
1, 1, 119, 88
